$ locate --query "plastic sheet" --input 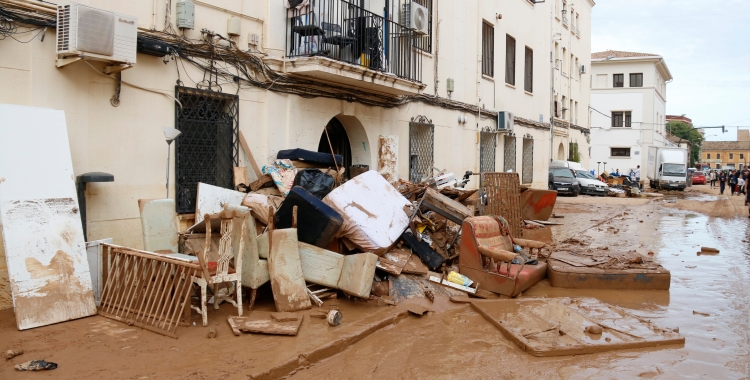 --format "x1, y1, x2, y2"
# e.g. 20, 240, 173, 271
293, 169, 335, 199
